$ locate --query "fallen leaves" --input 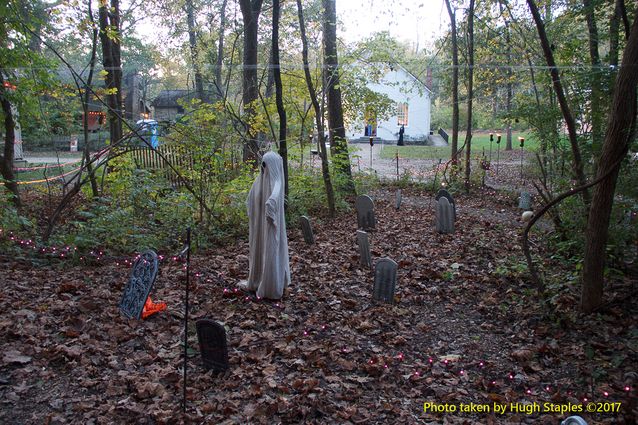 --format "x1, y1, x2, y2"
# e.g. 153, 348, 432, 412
0, 187, 636, 424
2, 350, 32, 365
